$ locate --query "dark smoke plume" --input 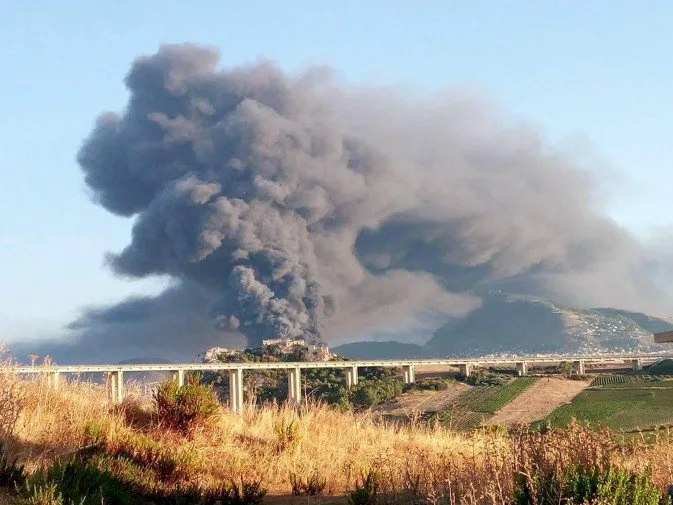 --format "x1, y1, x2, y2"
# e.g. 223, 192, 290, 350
23, 43, 672, 361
